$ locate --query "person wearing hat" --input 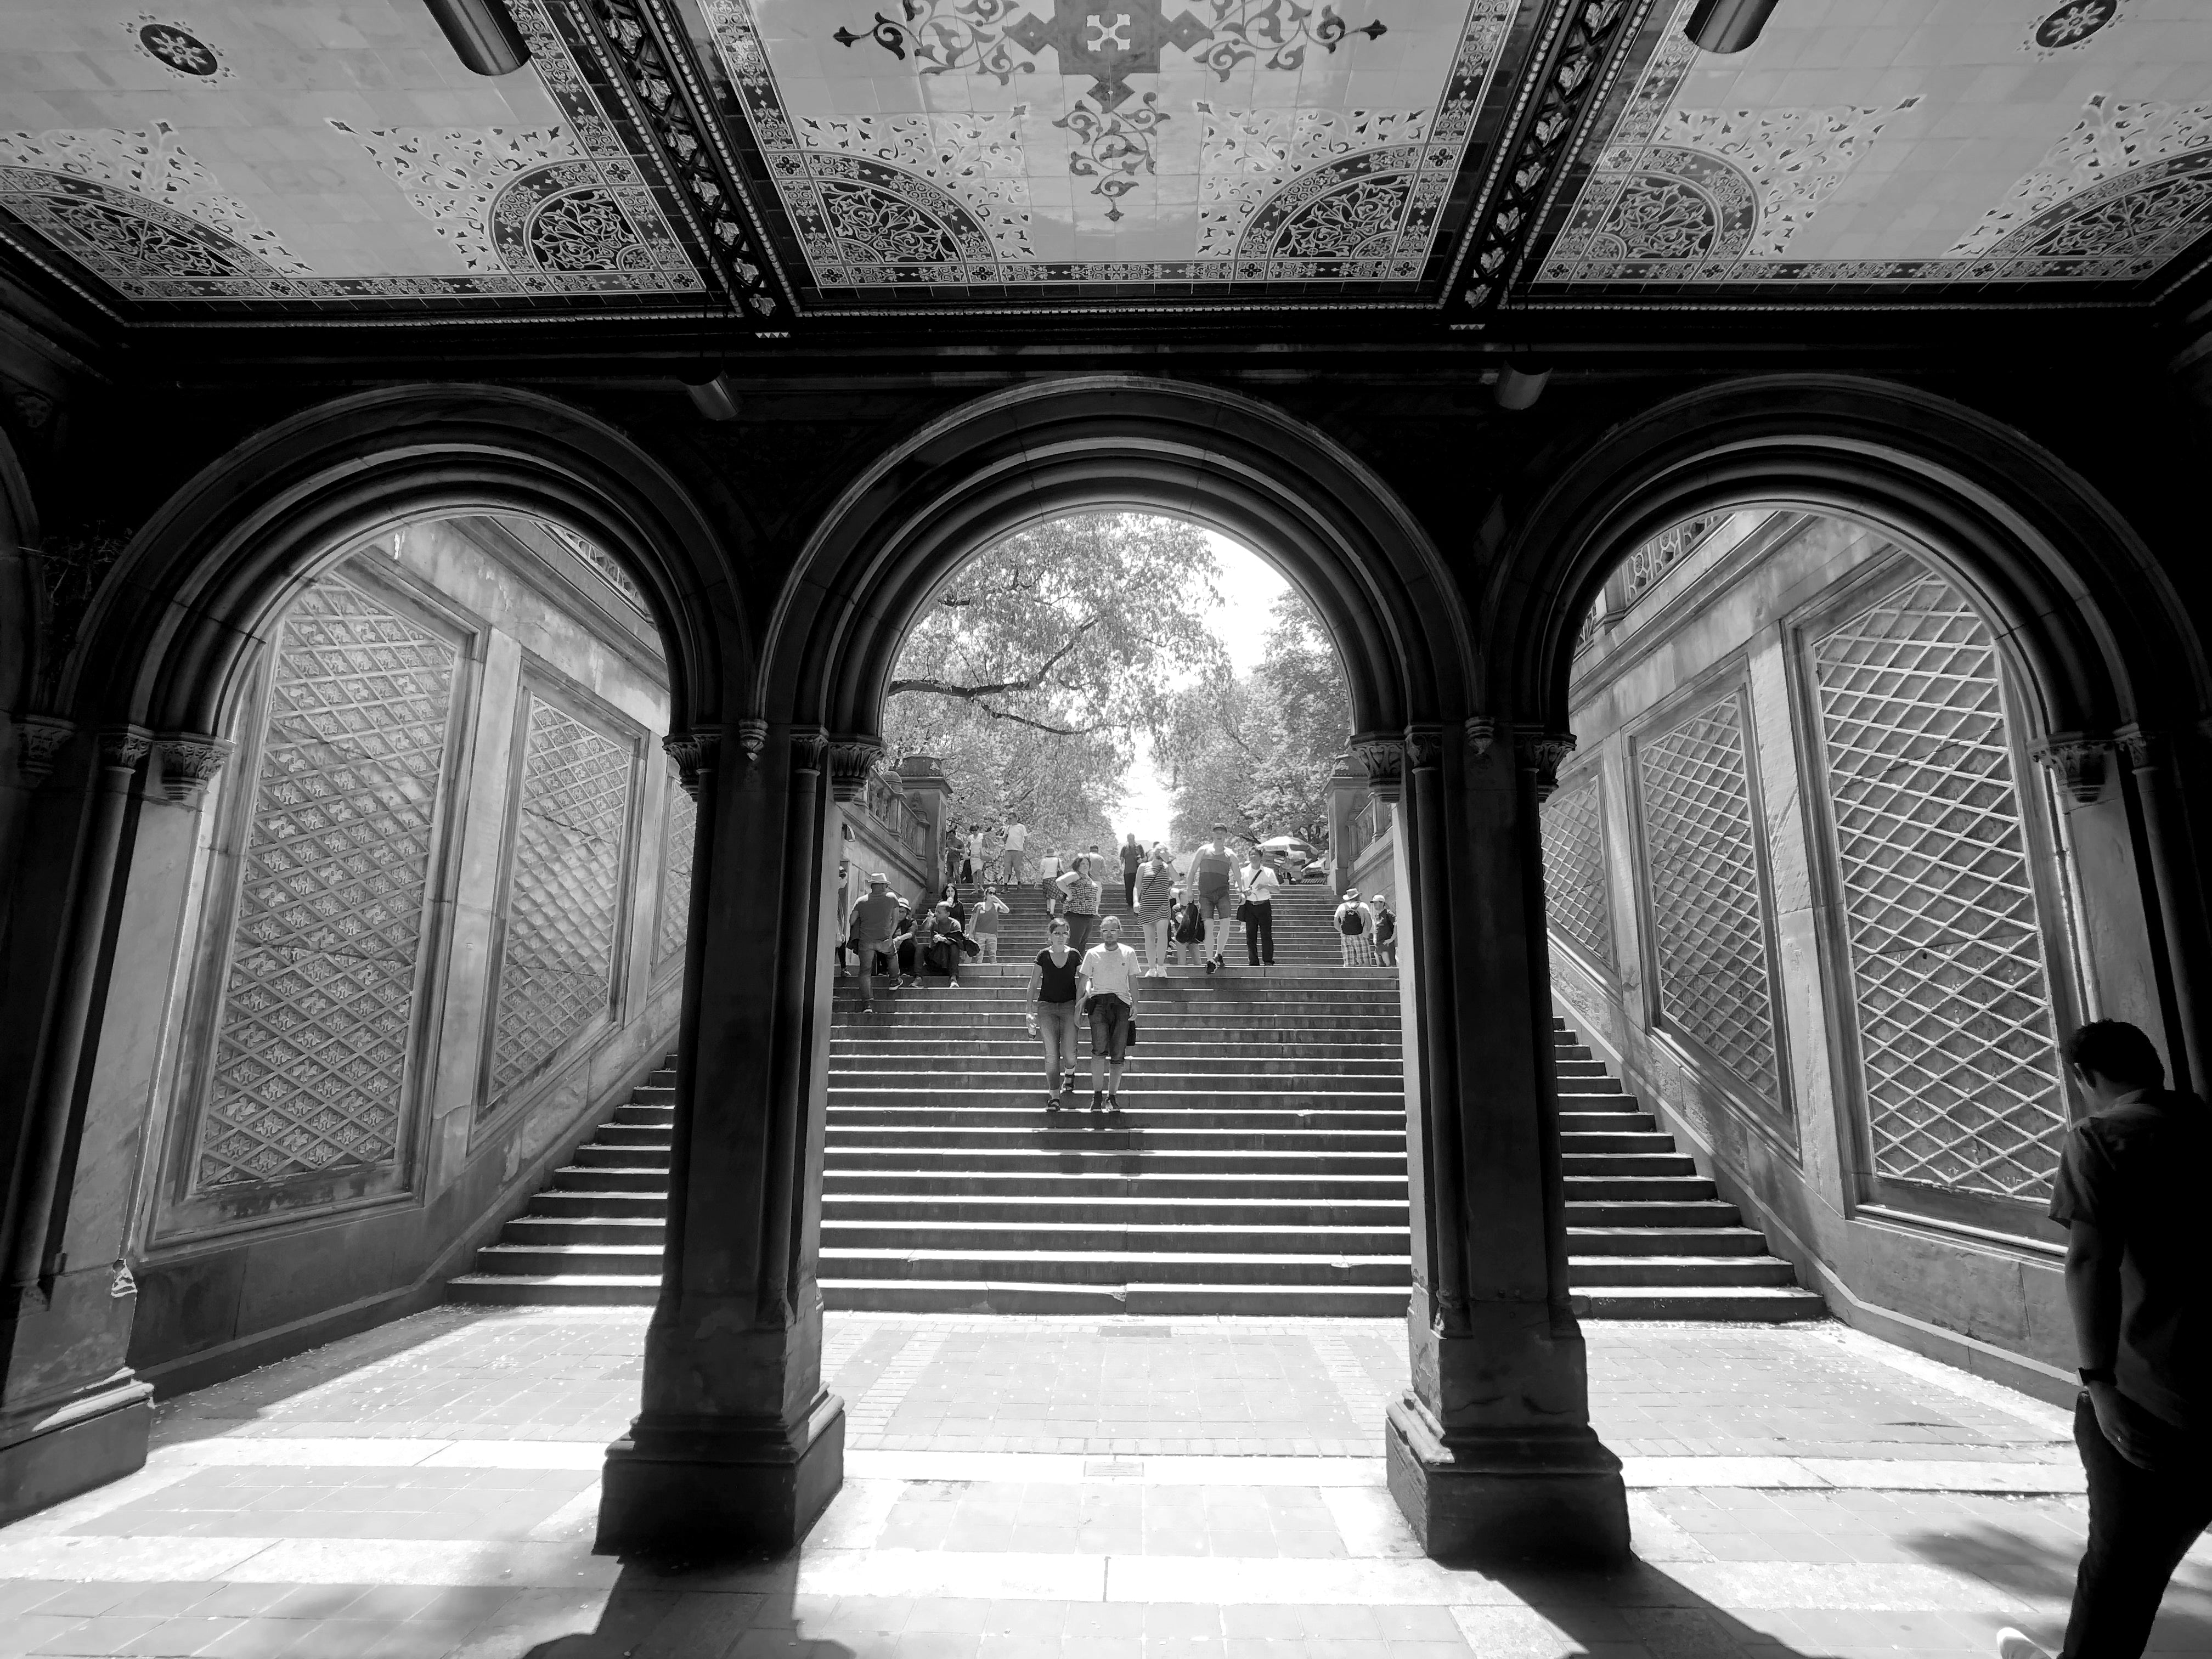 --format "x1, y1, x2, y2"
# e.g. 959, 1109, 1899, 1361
848, 872, 903, 1012
1334, 888, 1374, 967
1188, 821, 1240, 975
